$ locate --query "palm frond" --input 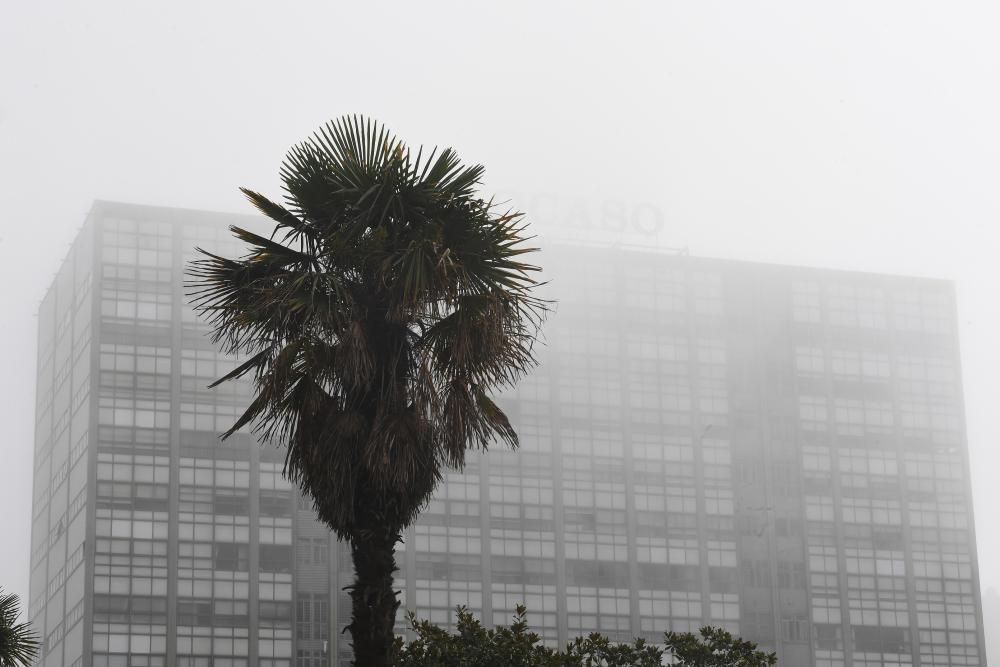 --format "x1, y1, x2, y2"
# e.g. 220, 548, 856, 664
0, 589, 39, 667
